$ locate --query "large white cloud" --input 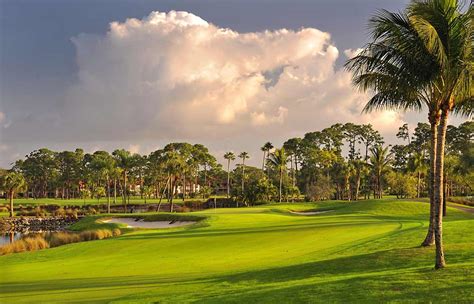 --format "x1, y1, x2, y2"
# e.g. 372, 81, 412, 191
1, 10, 409, 166
61, 10, 403, 141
